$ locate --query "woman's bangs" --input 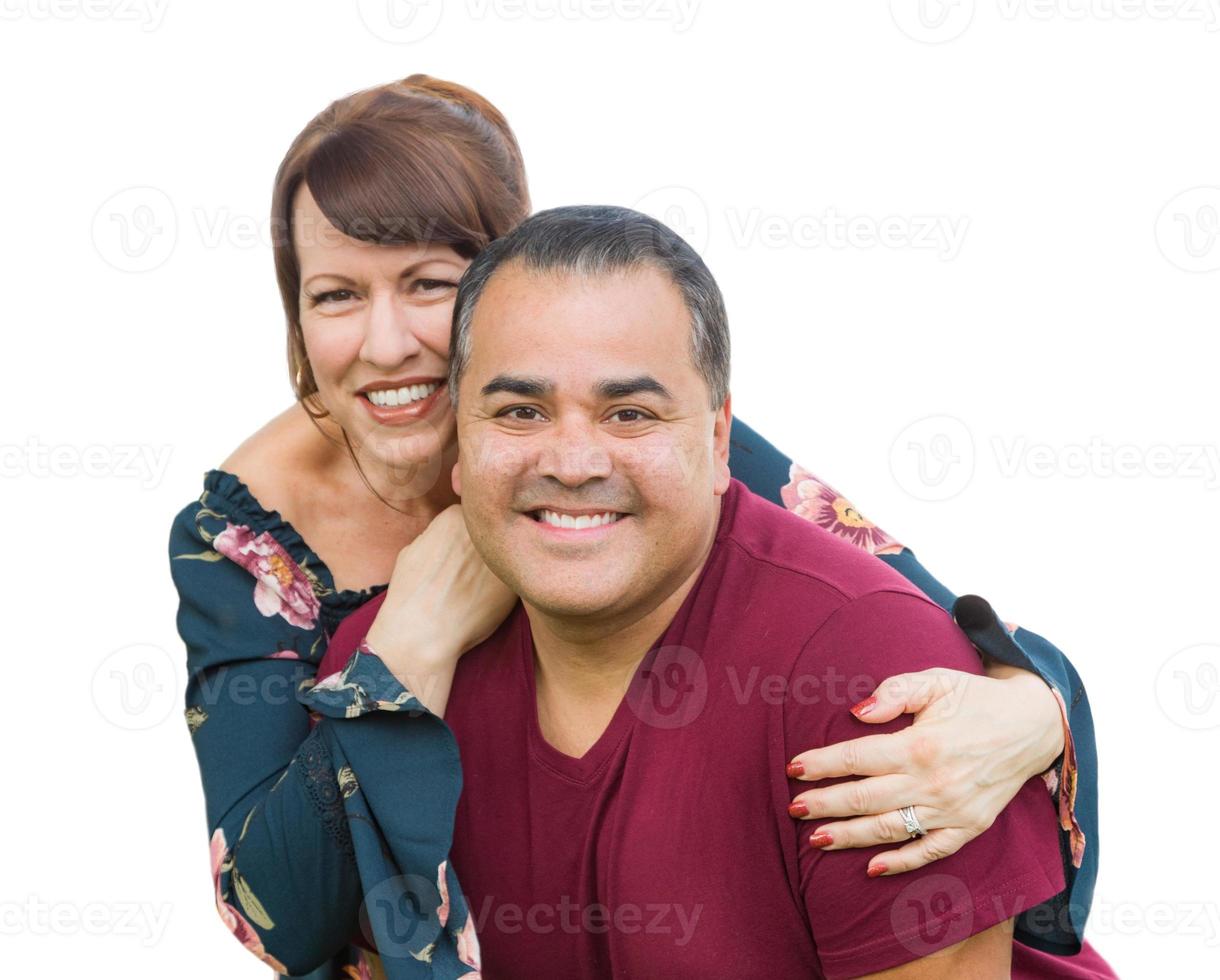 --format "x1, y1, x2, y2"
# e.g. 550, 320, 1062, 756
304, 125, 487, 256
